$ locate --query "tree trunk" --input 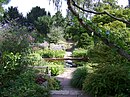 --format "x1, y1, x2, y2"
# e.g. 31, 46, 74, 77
67, 0, 130, 61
